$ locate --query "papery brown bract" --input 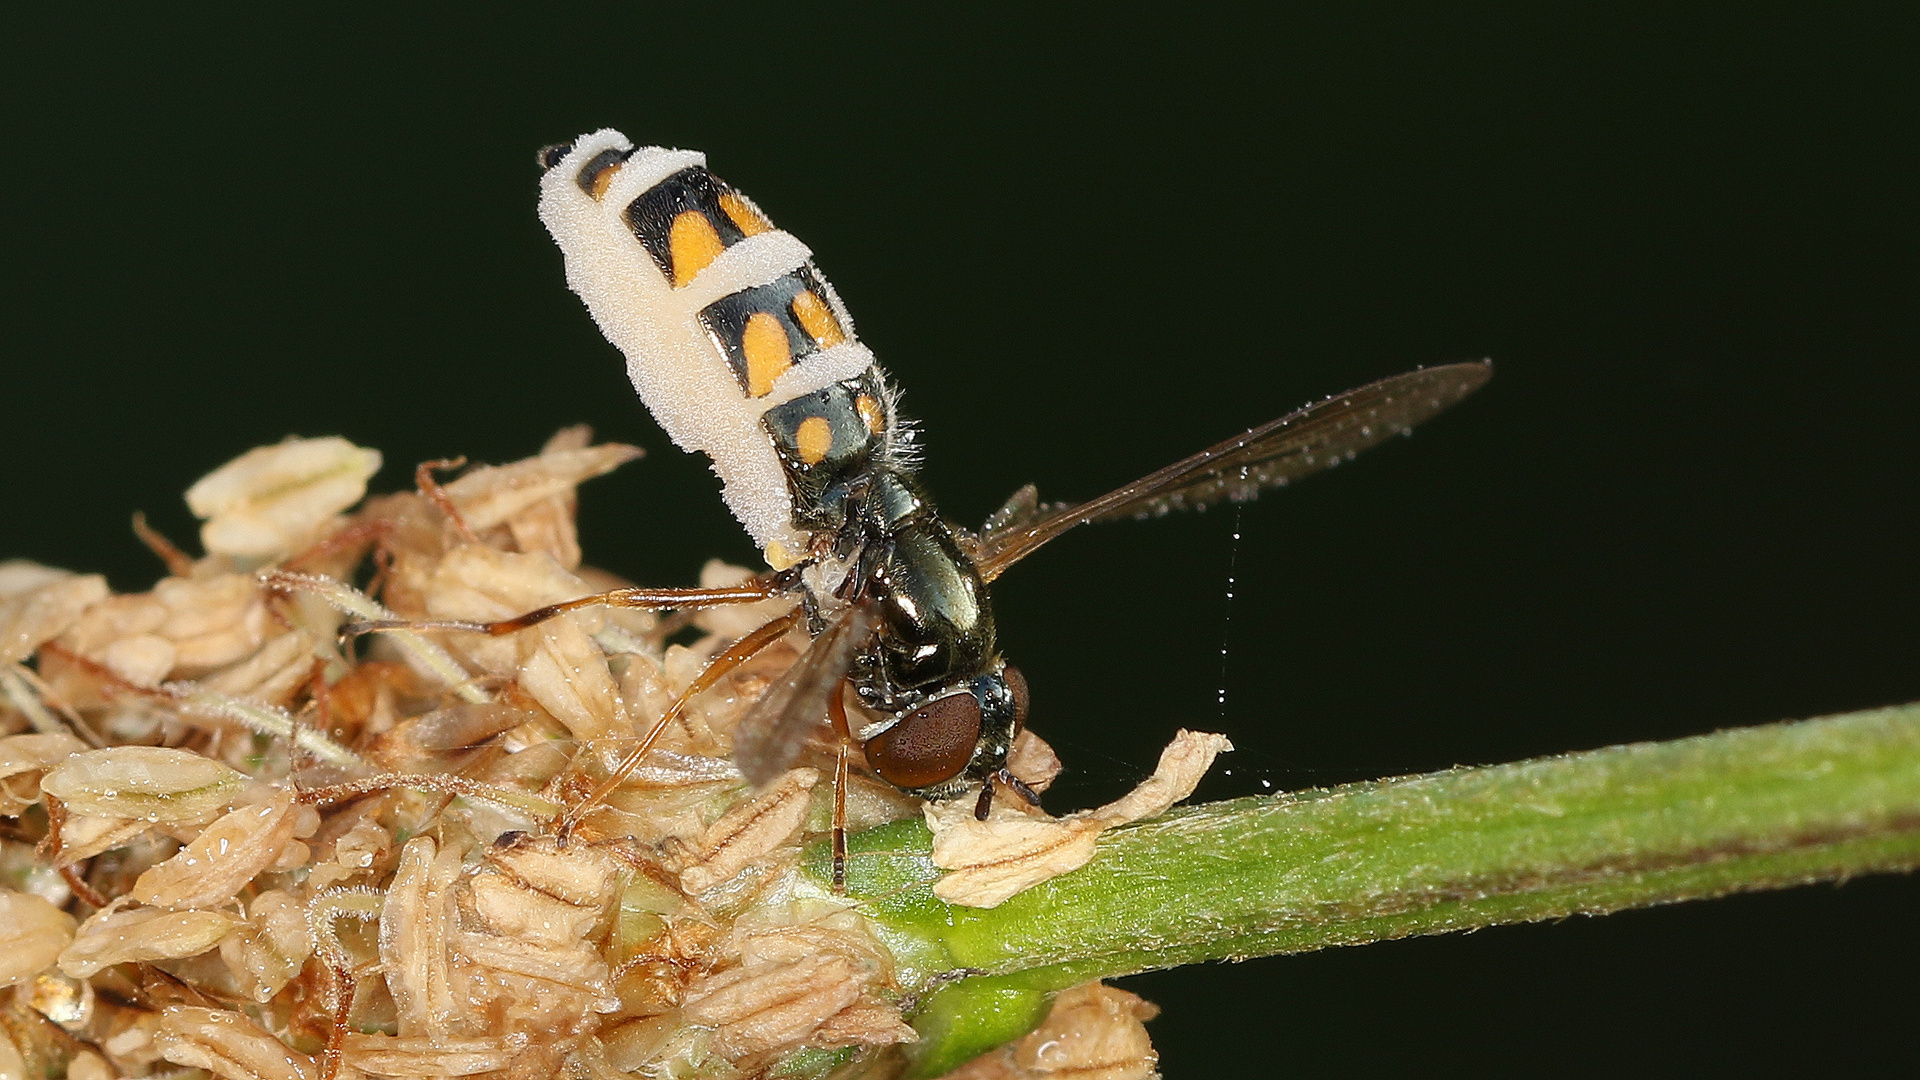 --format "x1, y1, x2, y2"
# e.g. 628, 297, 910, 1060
185, 436, 382, 560
926, 730, 1231, 908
